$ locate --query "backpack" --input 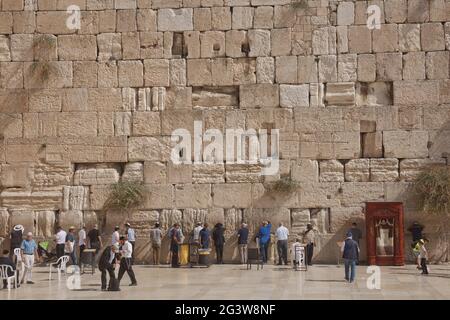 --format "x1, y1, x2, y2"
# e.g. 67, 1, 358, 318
109, 278, 120, 291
